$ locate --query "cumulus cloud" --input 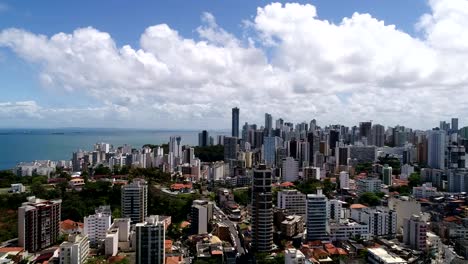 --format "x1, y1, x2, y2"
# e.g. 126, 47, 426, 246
1, 0, 468, 129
